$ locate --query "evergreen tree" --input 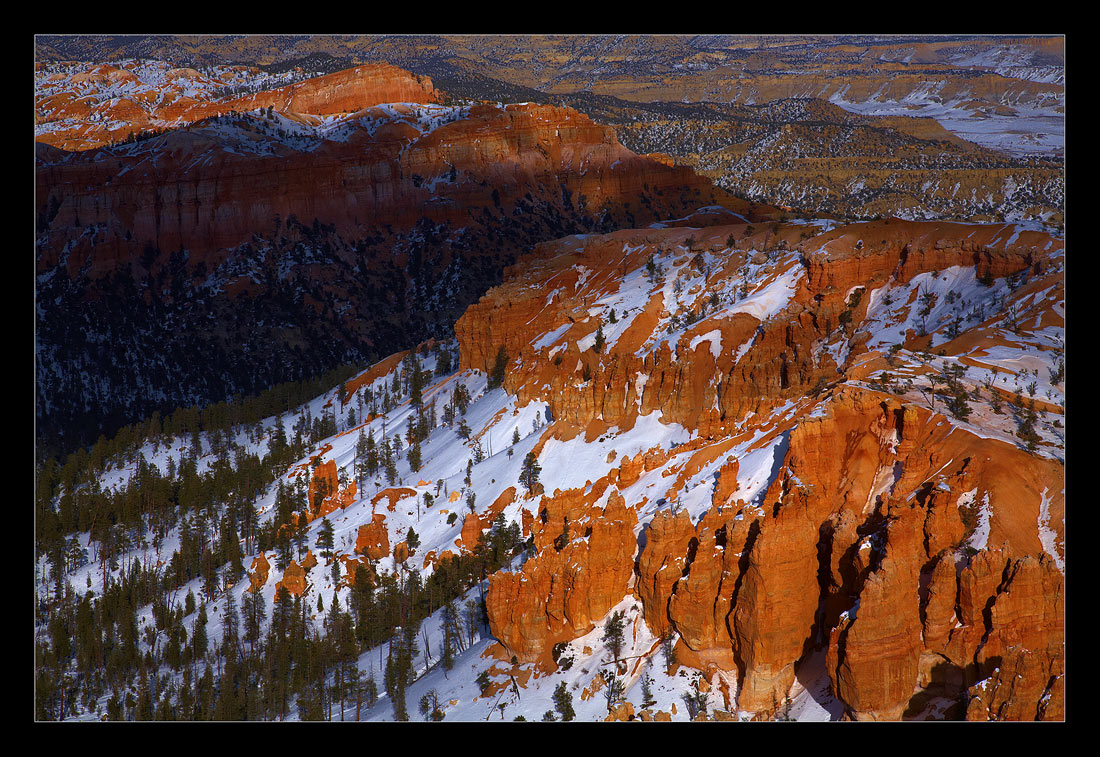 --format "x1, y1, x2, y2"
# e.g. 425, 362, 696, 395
384, 625, 418, 721
519, 452, 542, 494
553, 681, 575, 721
641, 667, 656, 708
365, 428, 378, 476
192, 604, 208, 671
1016, 400, 1042, 452
317, 518, 335, 558
603, 671, 624, 713
602, 610, 626, 661
418, 689, 444, 721
660, 627, 676, 673
409, 357, 425, 410
222, 589, 240, 663
243, 590, 266, 652
488, 345, 509, 390
435, 347, 453, 376
441, 600, 459, 671
683, 674, 708, 720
